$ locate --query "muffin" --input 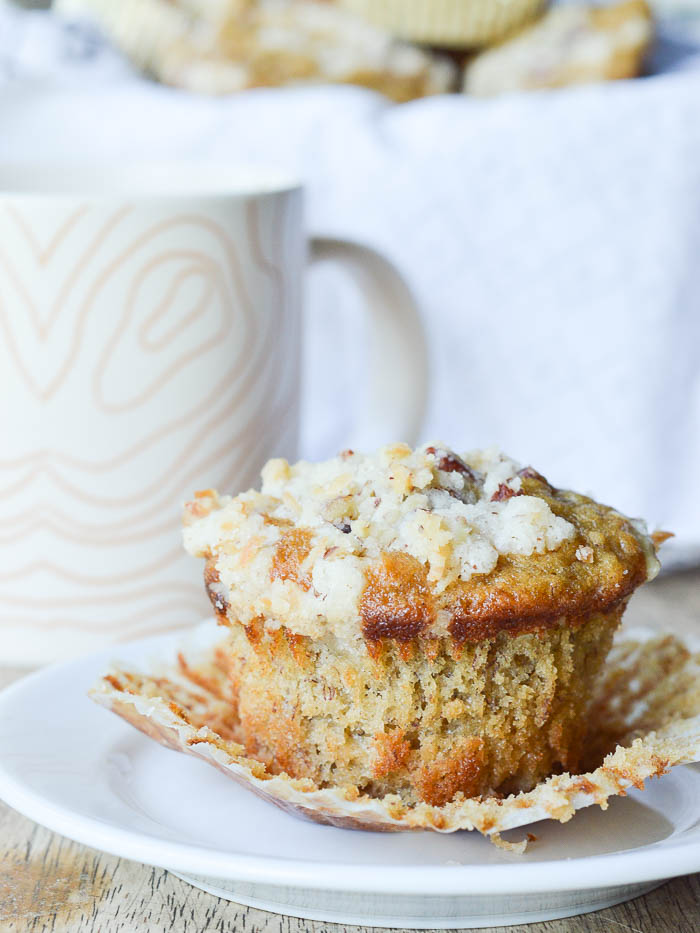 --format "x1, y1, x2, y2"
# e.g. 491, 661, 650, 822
463, 0, 653, 96
91, 623, 700, 839
57, 0, 455, 101
183, 443, 659, 807
337, 0, 548, 49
